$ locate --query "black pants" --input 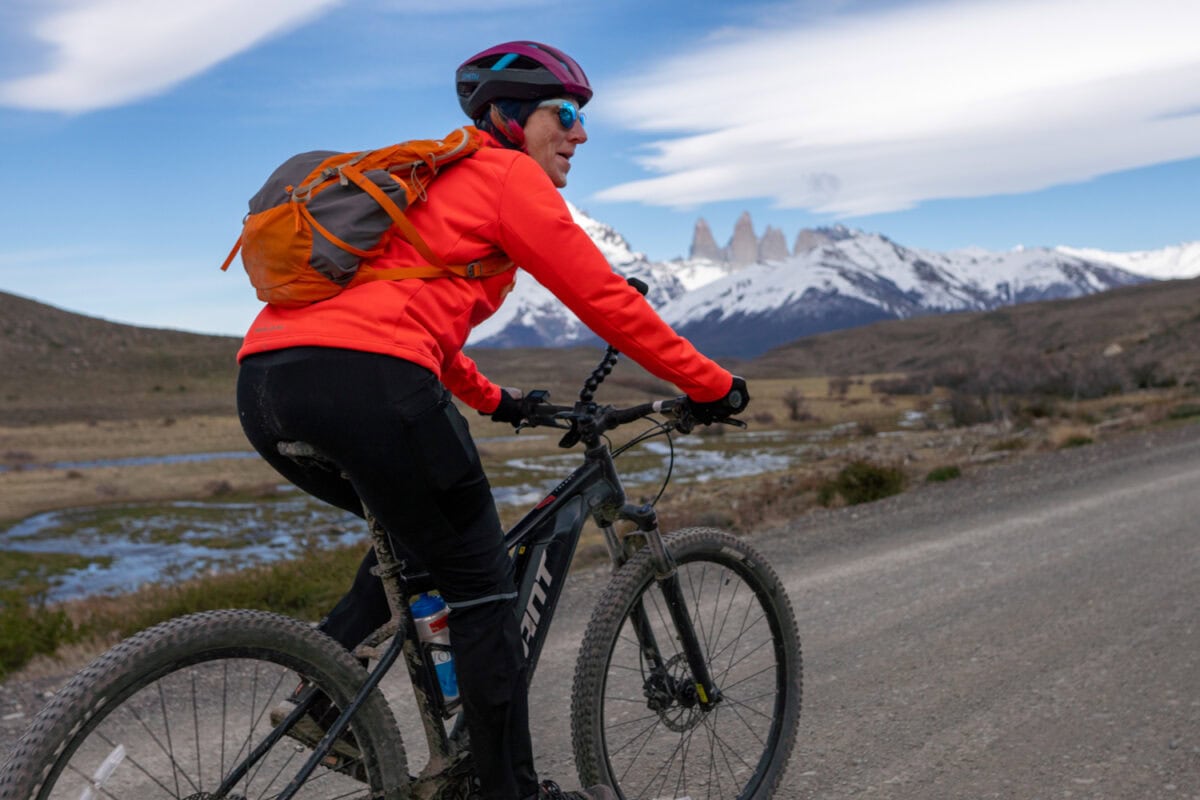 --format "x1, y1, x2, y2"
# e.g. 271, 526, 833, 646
237, 347, 536, 800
